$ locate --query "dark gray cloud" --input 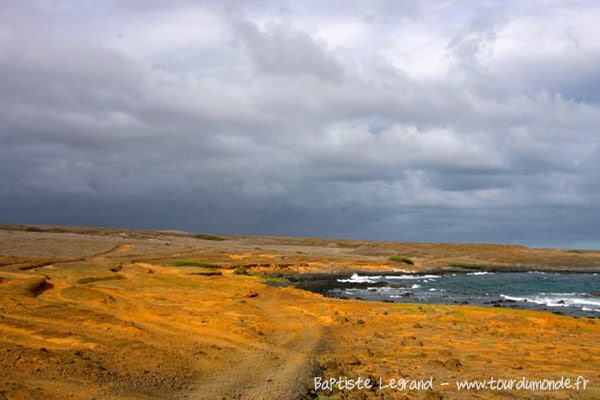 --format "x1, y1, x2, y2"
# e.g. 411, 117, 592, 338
1, 1, 600, 248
